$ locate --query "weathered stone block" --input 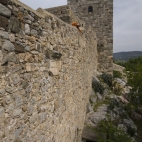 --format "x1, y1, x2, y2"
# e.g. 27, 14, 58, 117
9, 17, 20, 33
9, 33, 15, 42
1, 52, 18, 65
31, 29, 38, 36
45, 50, 62, 60
56, 61, 62, 70
25, 24, 30, 35
18, 11, 24, 21
0, 15, 8, 31
14, 43, 25, 53
26, 63, 32, 72
0, 30, 9, 39
49, 60, 61, 76
49, 68, 58, 76
13, 109, 22, 117
0, 3, 11, 17
49, 60, 57, 68
2, 40, 14, 51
